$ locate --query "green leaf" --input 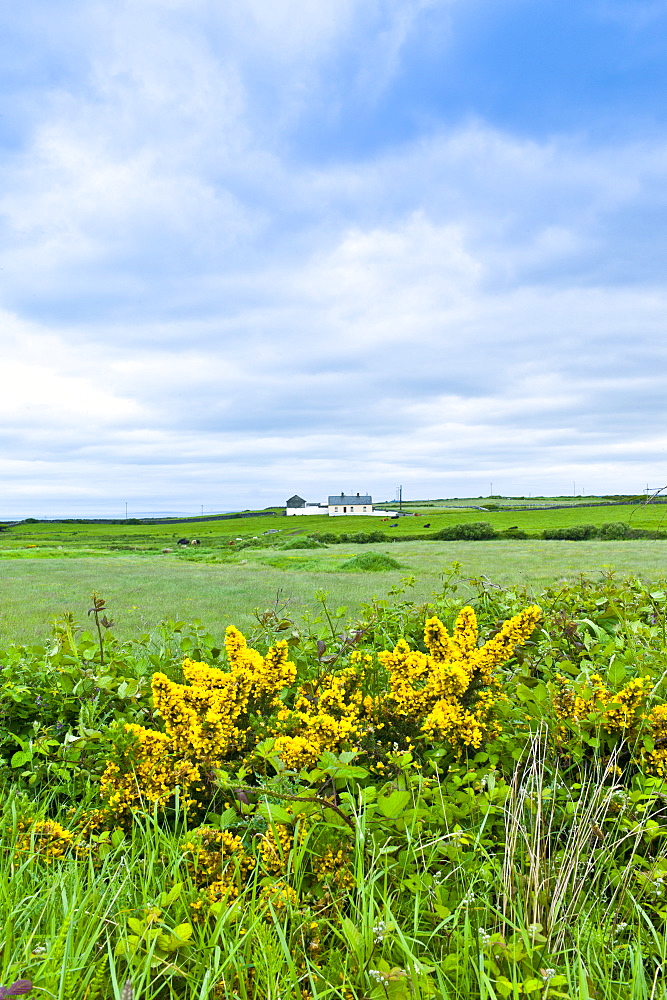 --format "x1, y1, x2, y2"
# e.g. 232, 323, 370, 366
607, 660, 627, 685
331, 764, 369, 779
163, 882, 183, 905
340, 916, 364, 955
172, 923, 193, 942
257, 802, 292, 825
495, 977, 514, 998
10, 751, 32, 768
378, 790, 412, 818
127, 918, 146, 936
156, 928, 191, 952
111, 829, 126, 848
522, 979, 543, 994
